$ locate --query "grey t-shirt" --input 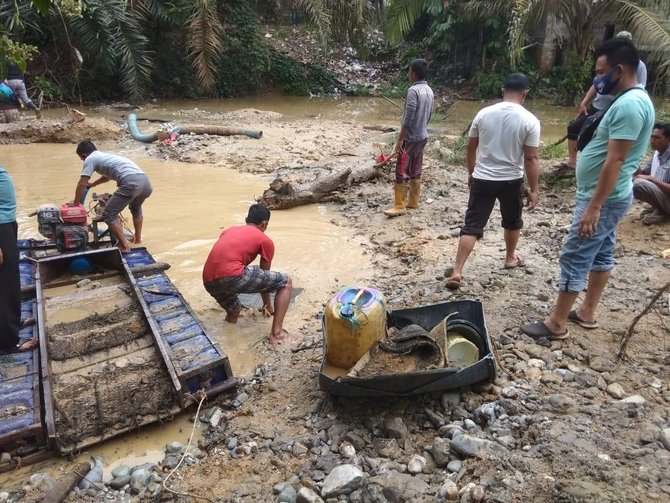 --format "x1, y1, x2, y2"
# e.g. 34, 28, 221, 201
401, 81, 434, 142
593, 60, 647, 110
81, 151, 145, 184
